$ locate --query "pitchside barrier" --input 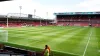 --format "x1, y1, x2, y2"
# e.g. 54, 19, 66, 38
0, 42, 79, 56
0, 30, 8, 42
